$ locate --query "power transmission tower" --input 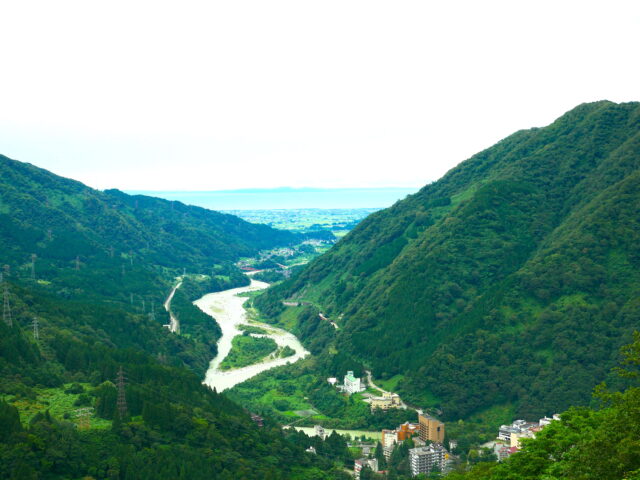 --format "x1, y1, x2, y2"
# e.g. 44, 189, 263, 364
31, 254, 37, 279
47, 228, 53, 241
116, 366, 128, 419
109, 246, 115, 258
121, 264, 126, 277
2, 277, 12, 327
148, 302, 156, 322
141, 298, 145, 312
75, 256, 80, 271
32, 317, 39, 340
73, 407, 93, 430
